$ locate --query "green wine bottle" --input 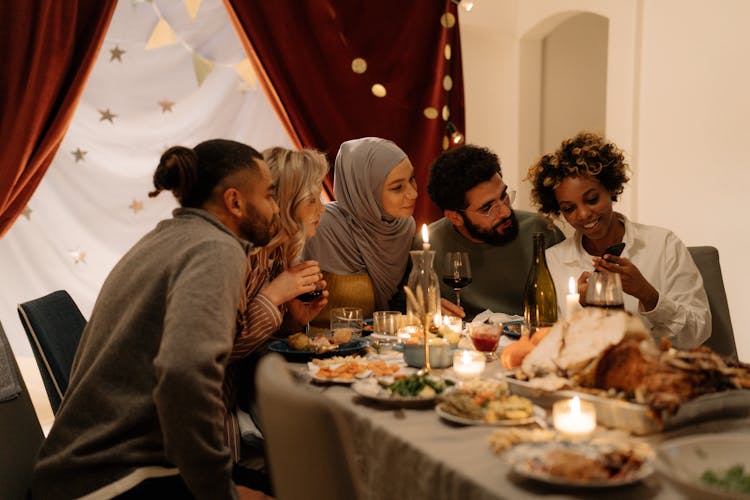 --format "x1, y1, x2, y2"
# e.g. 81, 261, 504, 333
523, 232, 558, 333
